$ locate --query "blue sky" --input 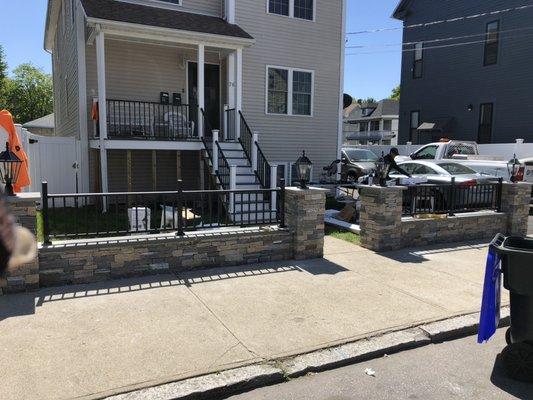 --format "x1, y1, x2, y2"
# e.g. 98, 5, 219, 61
0, 0, 402, 101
